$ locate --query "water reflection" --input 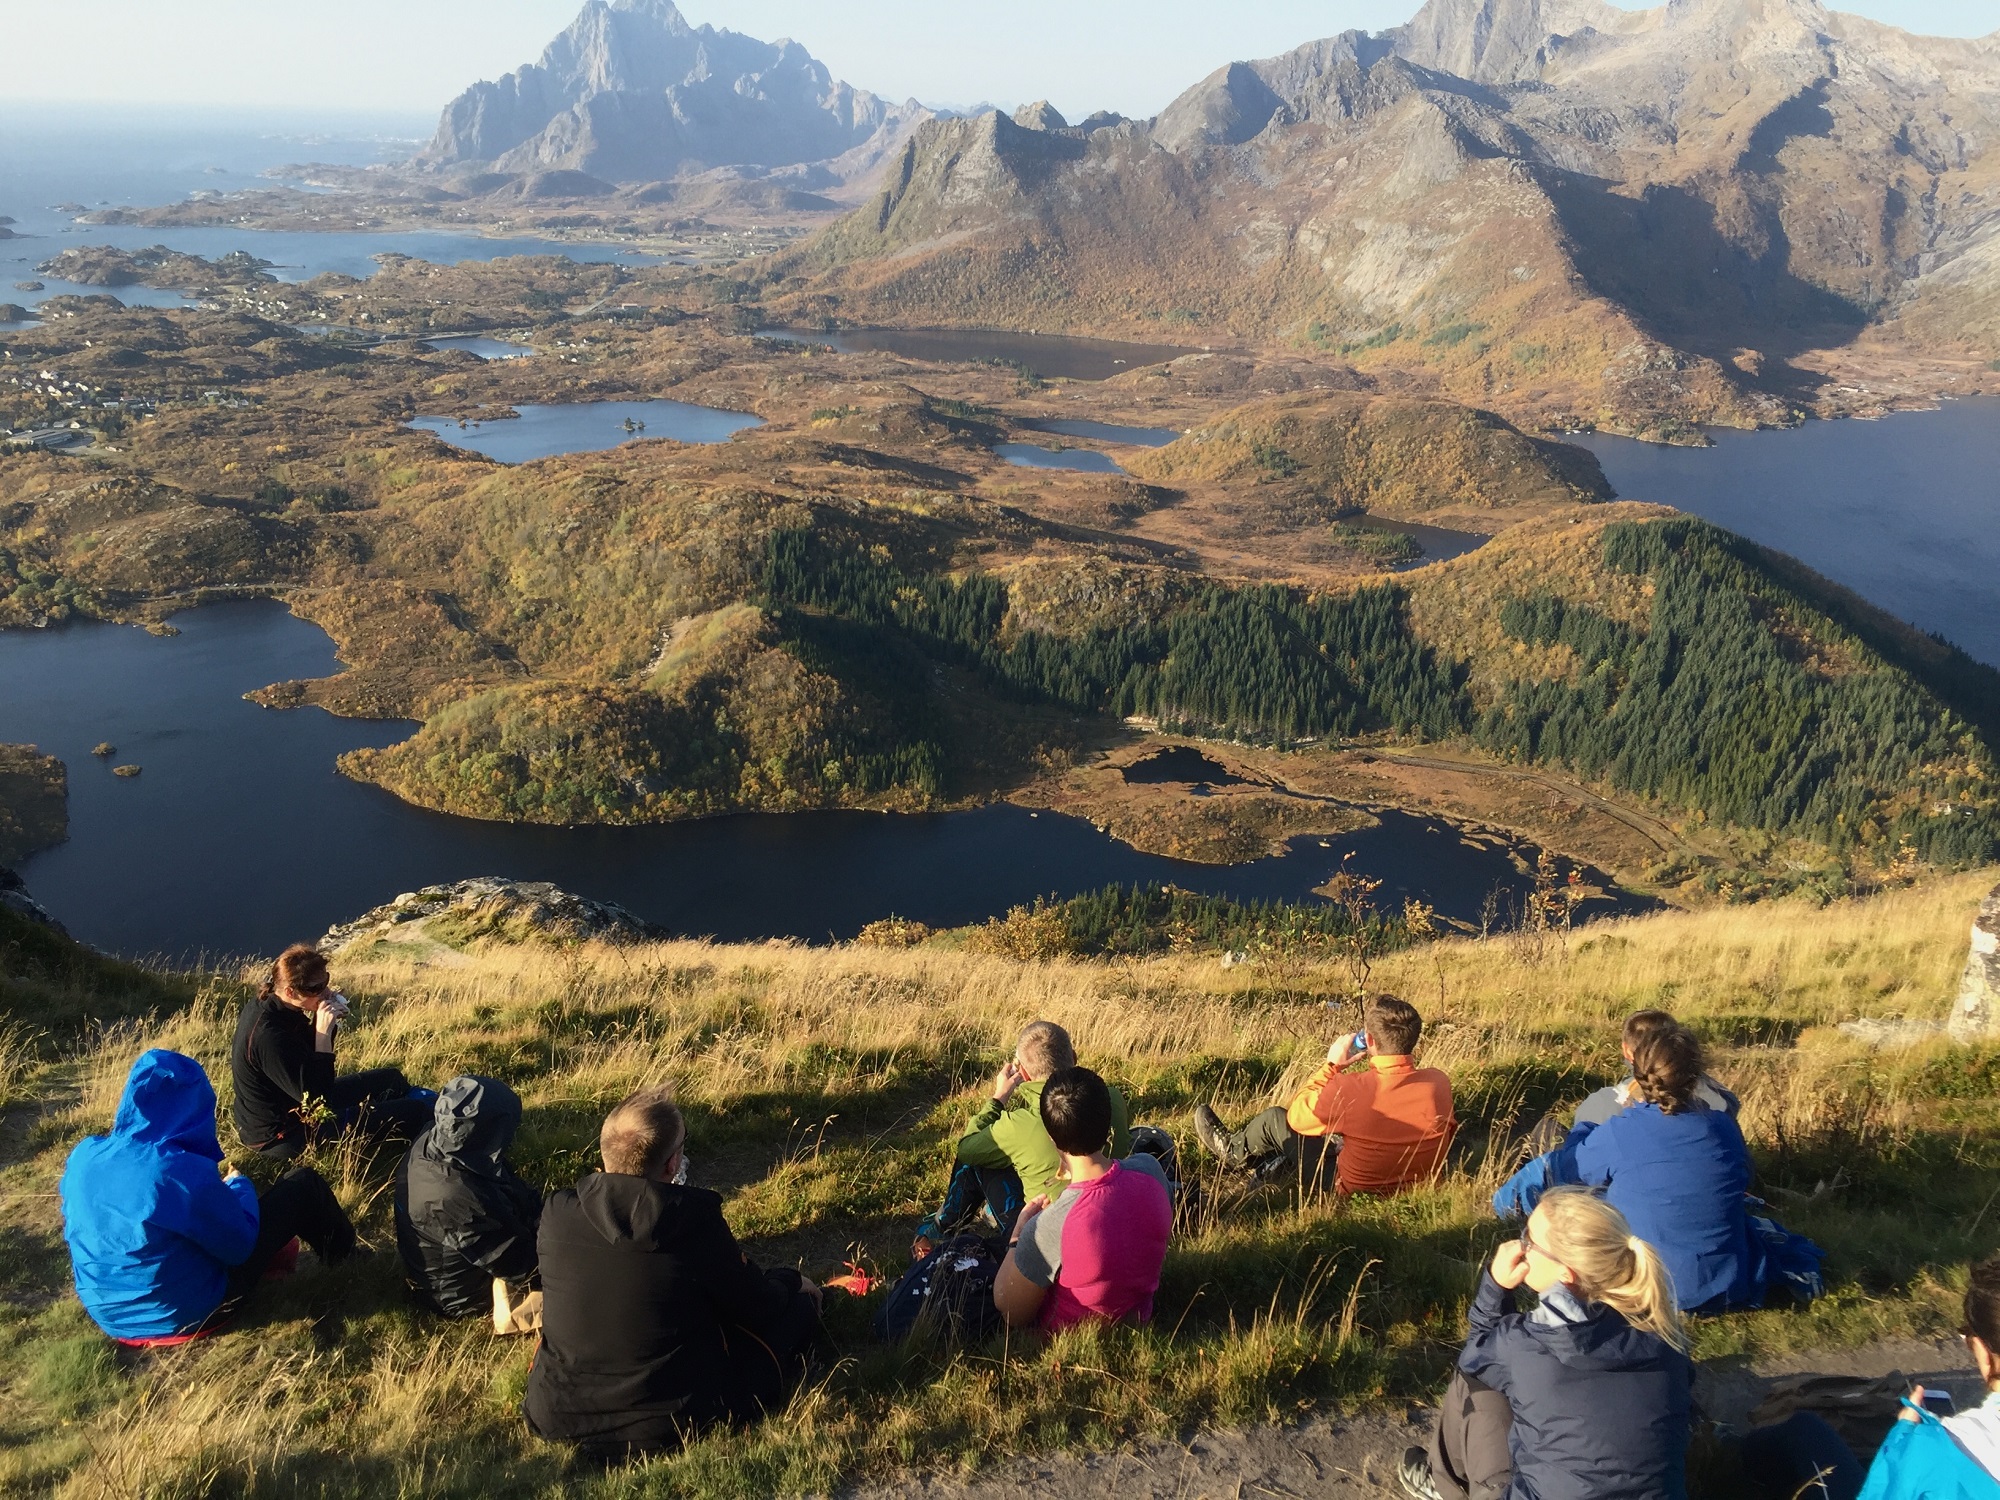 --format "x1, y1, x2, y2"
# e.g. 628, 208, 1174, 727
408, 399, 762, 463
